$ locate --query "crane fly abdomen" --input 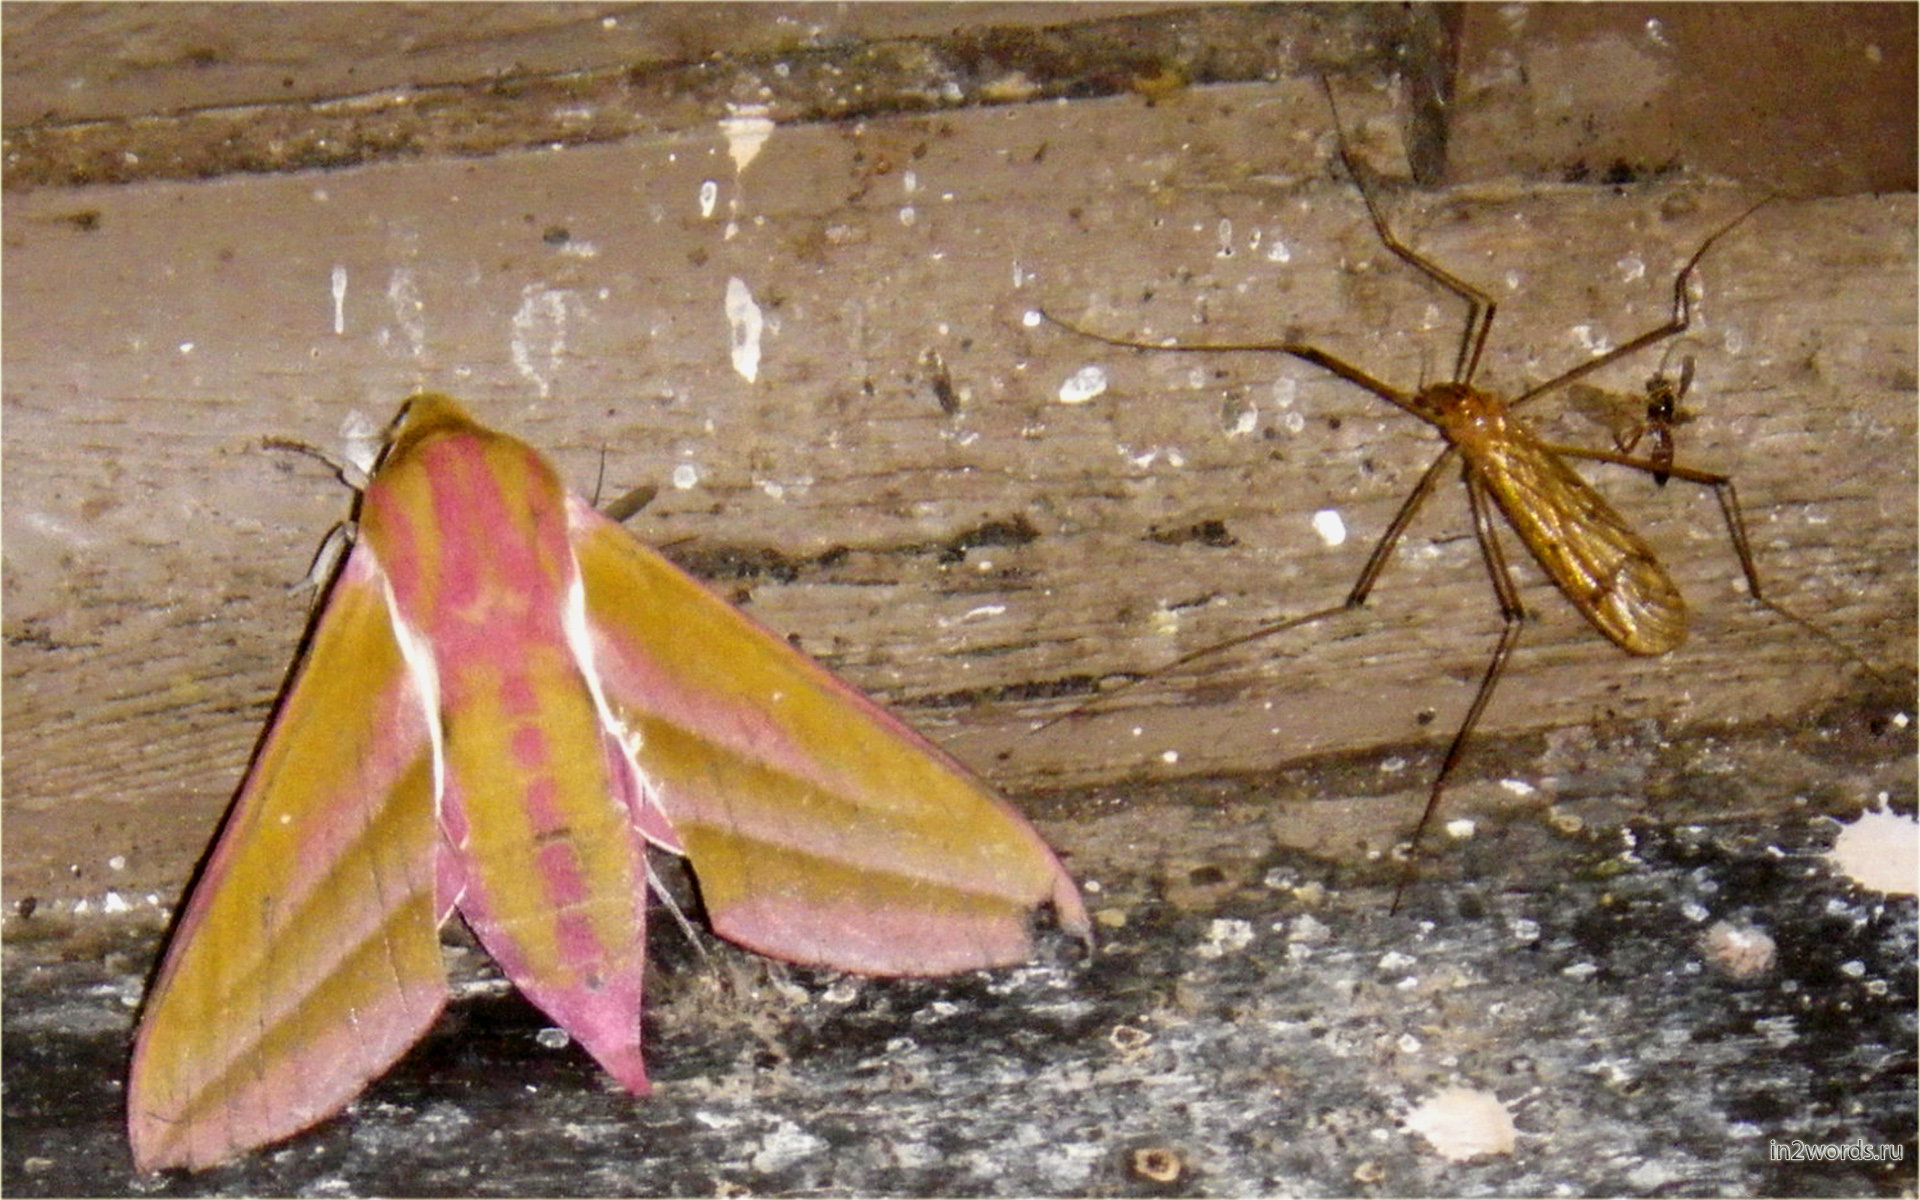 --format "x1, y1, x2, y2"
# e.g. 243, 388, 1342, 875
1423, 381, 1688, 657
